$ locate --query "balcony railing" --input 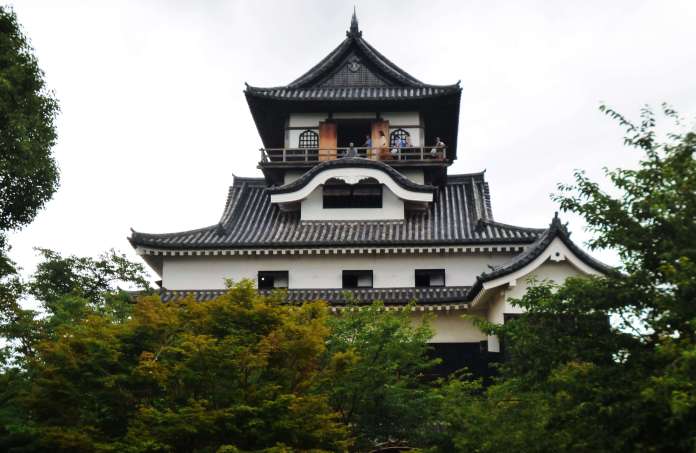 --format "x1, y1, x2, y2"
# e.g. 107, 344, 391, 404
259, 146, 447, 164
